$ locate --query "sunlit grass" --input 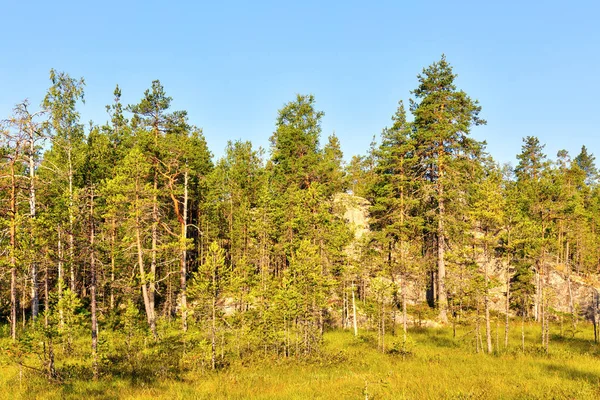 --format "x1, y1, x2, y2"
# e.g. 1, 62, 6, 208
1, 321, 600, 399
